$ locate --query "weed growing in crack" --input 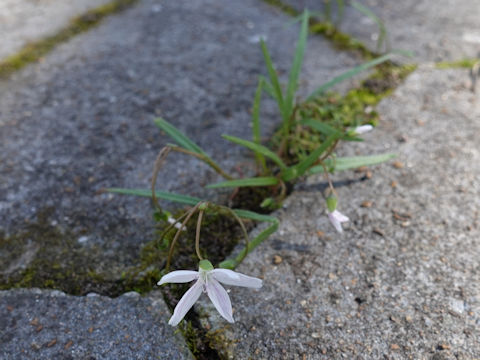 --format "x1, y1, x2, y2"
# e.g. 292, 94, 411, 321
107, 10, 408, 328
